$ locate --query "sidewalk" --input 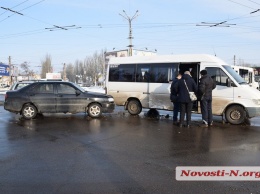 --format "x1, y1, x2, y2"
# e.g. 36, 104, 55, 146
0, 89, 7, 105
0, 89, 8, 95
